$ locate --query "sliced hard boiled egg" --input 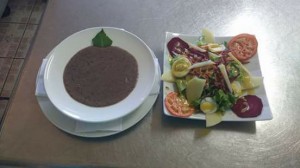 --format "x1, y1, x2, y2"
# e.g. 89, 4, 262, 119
200, 97, 218, 114
207, 43, 226, 53
171, 57, 191, 77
